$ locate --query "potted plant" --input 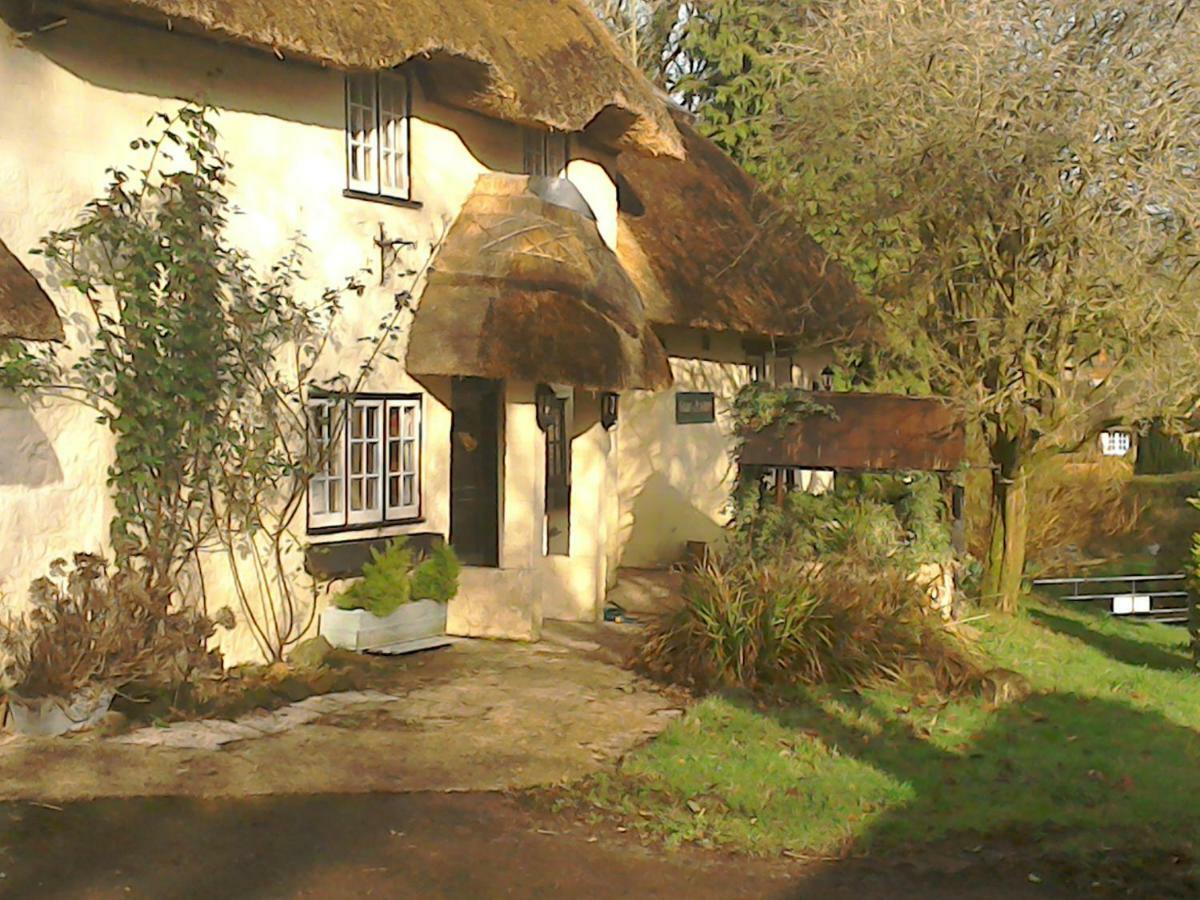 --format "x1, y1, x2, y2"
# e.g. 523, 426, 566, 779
320, 539, 460, 652
1, 553, 224, 737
